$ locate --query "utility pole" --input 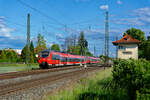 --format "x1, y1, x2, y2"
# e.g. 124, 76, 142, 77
89, 26, 91, 31
26, 13, 30, 68
80, 40, 83, 67
116, 36, 118, 59
73, 34, 76, 54
65, 25, 67, 53
84, 40, 88, 68
105, 11, 109, 64
94, 45, 96, 57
